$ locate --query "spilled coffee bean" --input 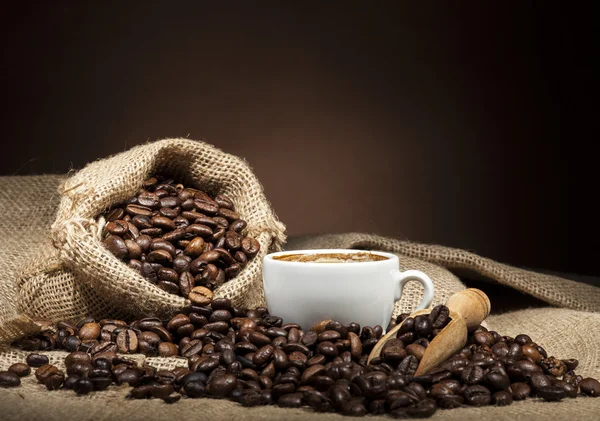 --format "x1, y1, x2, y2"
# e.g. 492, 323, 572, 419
9, 303, 599, 418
